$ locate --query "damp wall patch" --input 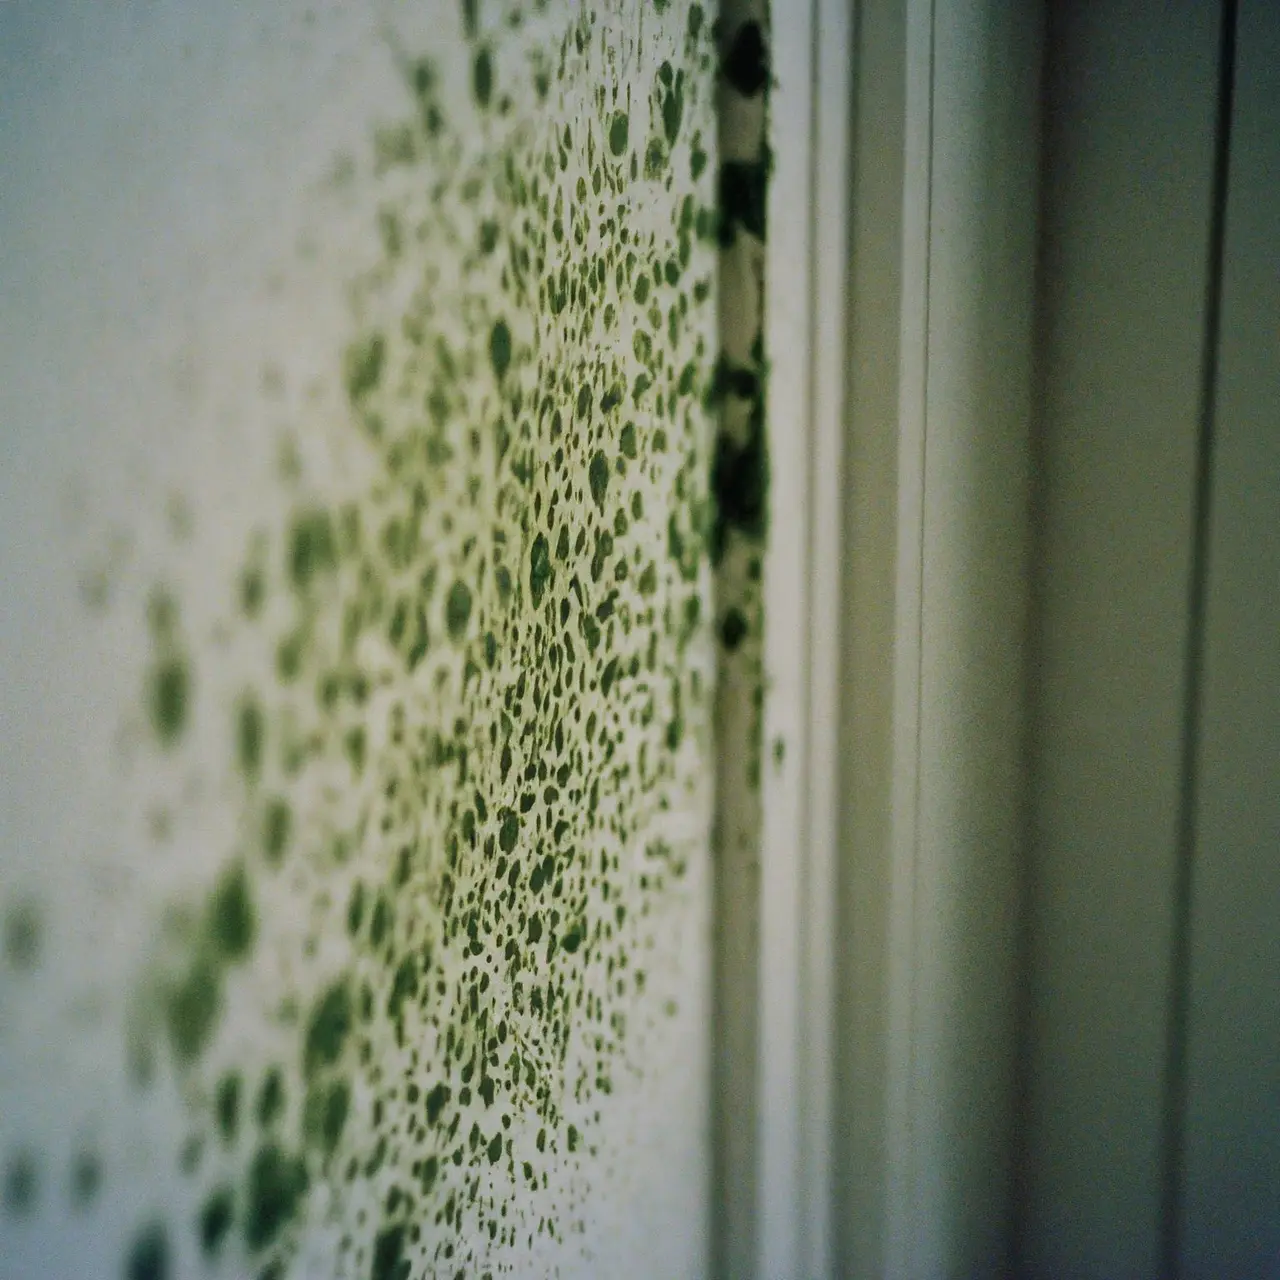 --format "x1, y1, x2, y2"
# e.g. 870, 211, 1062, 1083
0, 2, 717, 1276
